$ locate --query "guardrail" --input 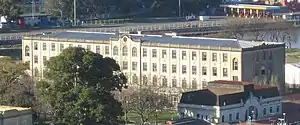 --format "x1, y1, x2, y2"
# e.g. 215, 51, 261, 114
0, 18, 283, 41
82, 18, 133, 25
